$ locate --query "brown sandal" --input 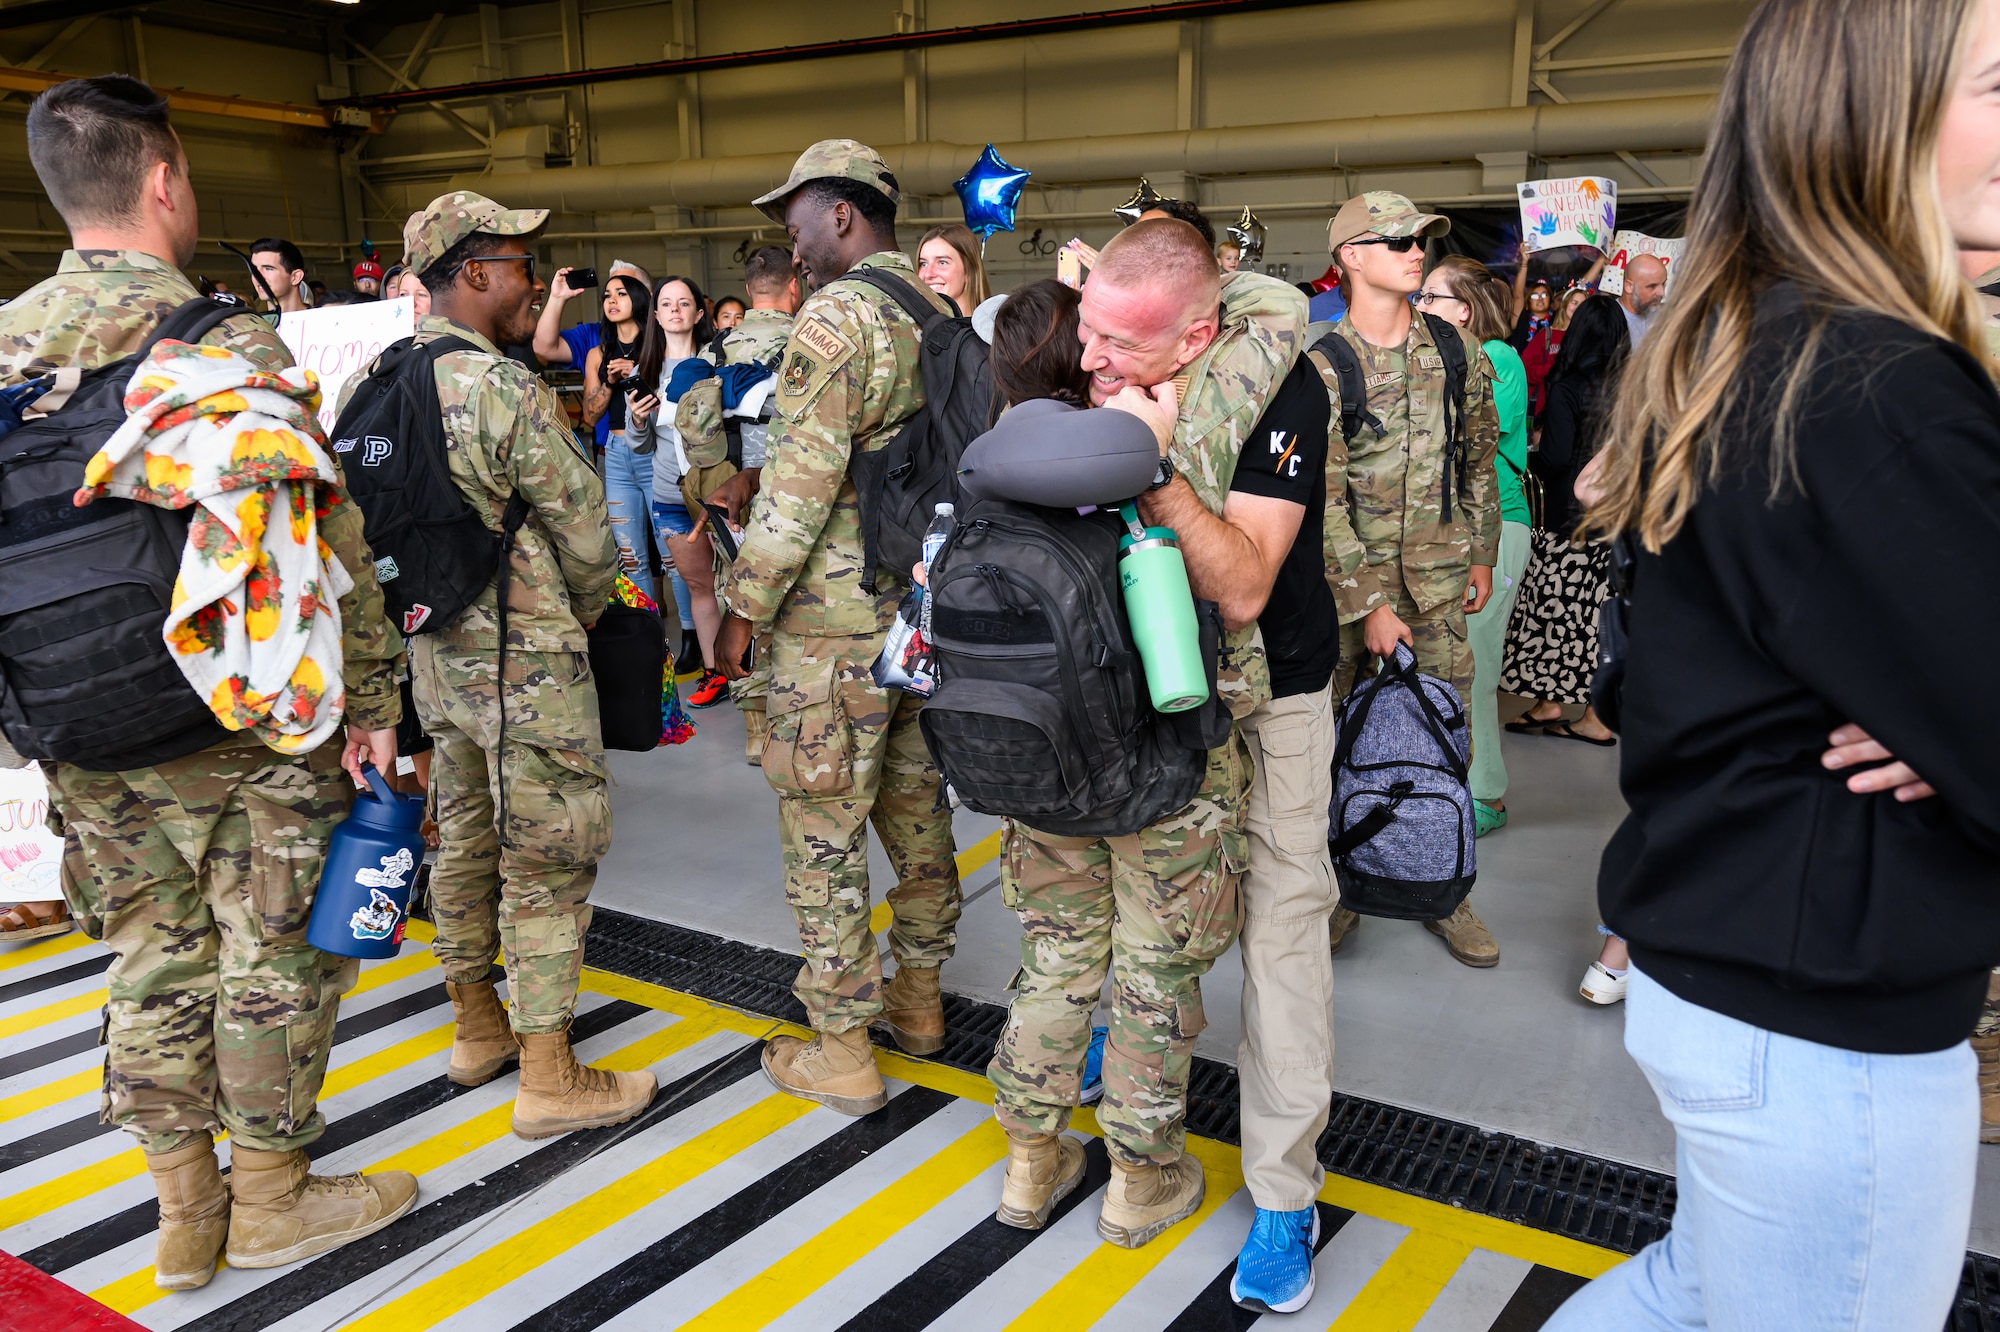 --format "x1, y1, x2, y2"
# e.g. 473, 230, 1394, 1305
0, 901, 74, 942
